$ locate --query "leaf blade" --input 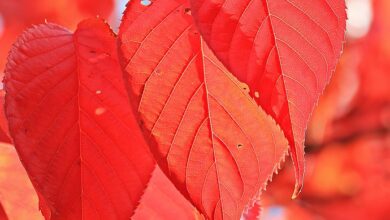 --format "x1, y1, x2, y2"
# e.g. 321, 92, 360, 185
4, 18, 155, 219
119, 1, 289, 219
0, 203, 7, 220
190, 0, 347, 196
